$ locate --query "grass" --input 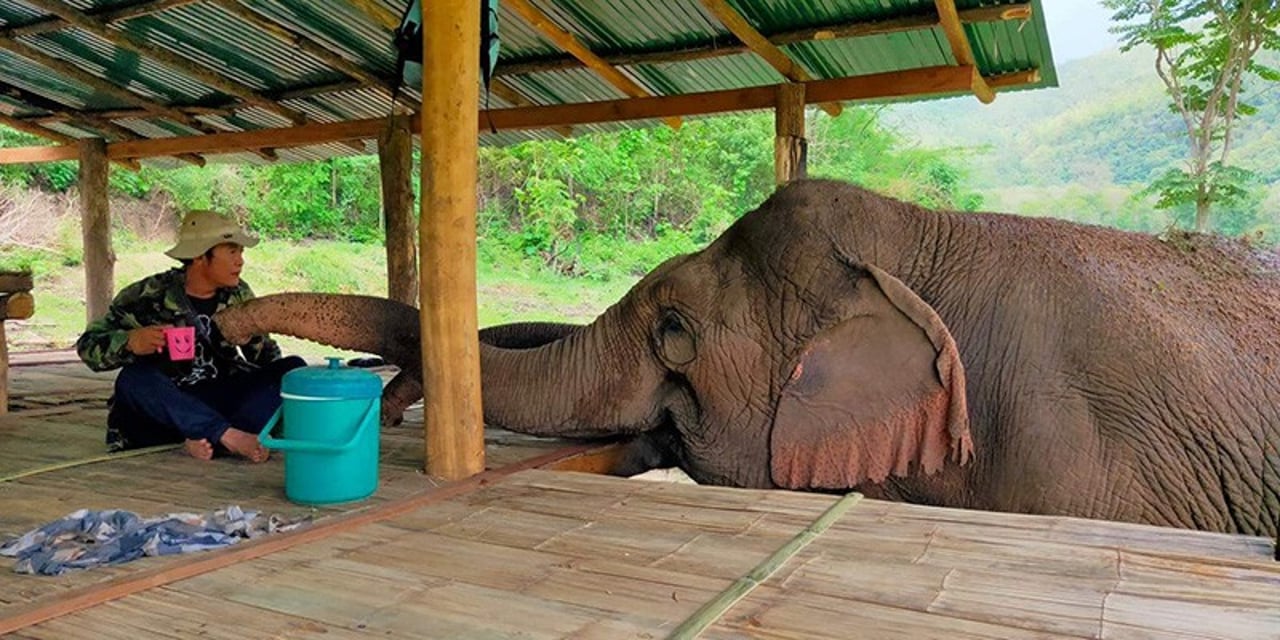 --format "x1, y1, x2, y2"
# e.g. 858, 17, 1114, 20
2, 238, 640, 358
